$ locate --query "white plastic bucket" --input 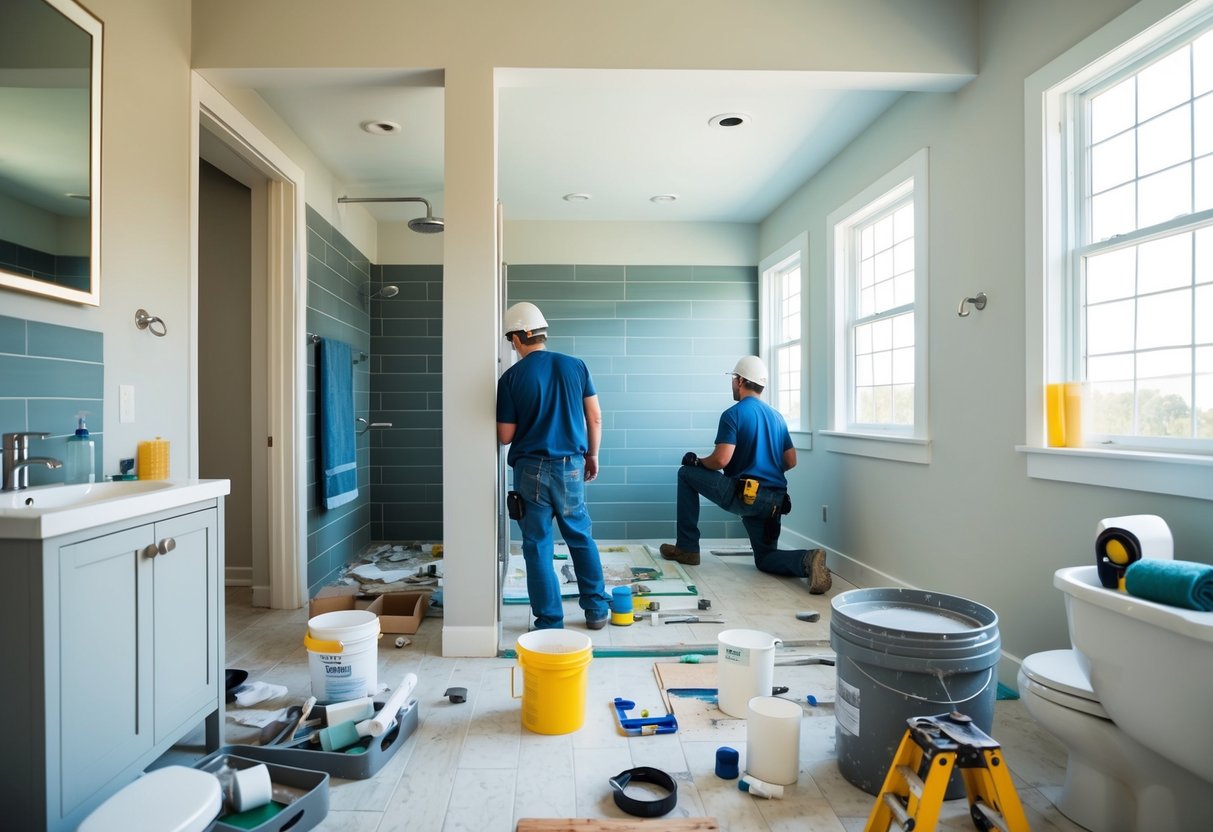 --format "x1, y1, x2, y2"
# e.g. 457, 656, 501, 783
304, 609, 380, 702
746, 695, 802, 785
717, 628, 782, 717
